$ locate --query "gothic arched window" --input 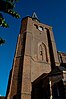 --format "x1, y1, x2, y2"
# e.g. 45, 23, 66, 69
38, 42, 48, 62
